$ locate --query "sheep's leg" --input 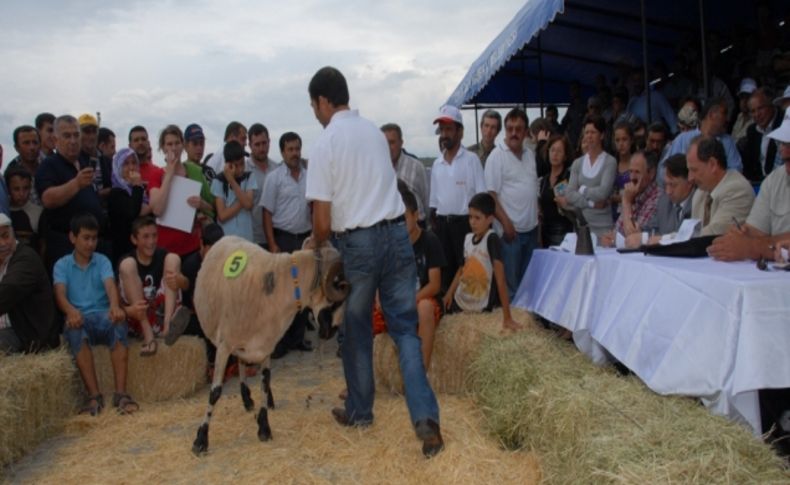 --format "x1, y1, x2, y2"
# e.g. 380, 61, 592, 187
239, 361, 254, 412
256, 358, 274, 442
192, 344, 231, 455
261, 357, 274, 409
